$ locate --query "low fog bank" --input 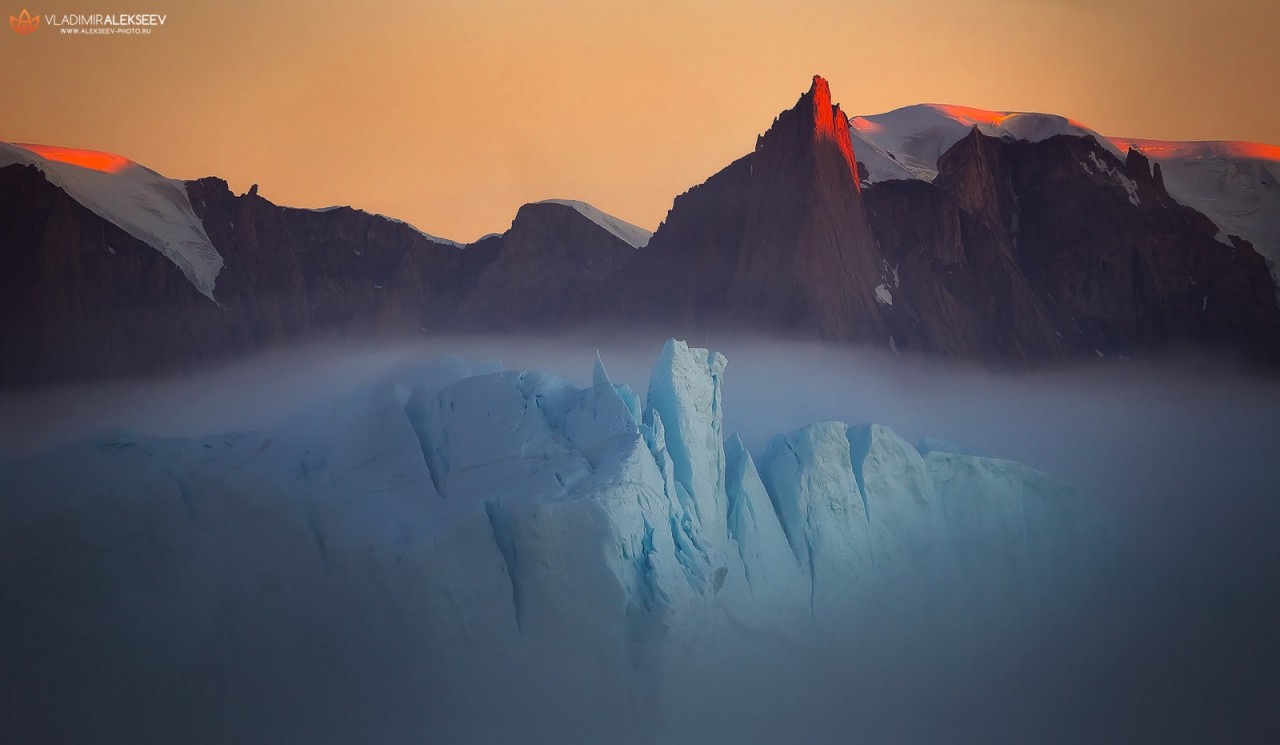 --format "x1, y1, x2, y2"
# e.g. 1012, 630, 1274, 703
6, 332, 1278, 519
2, 333, 1279, 743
